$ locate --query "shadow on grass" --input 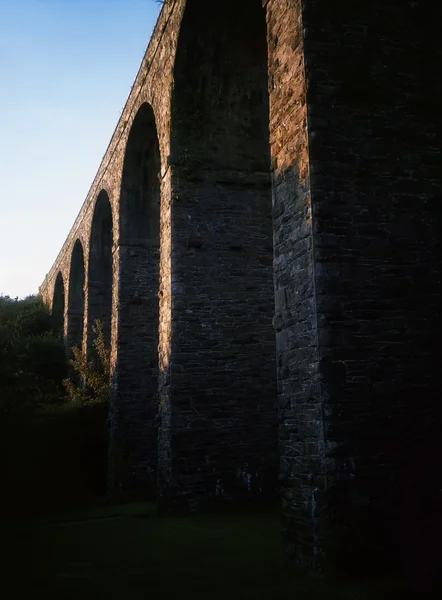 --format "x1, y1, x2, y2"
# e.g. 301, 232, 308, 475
3, 503, 409, 599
